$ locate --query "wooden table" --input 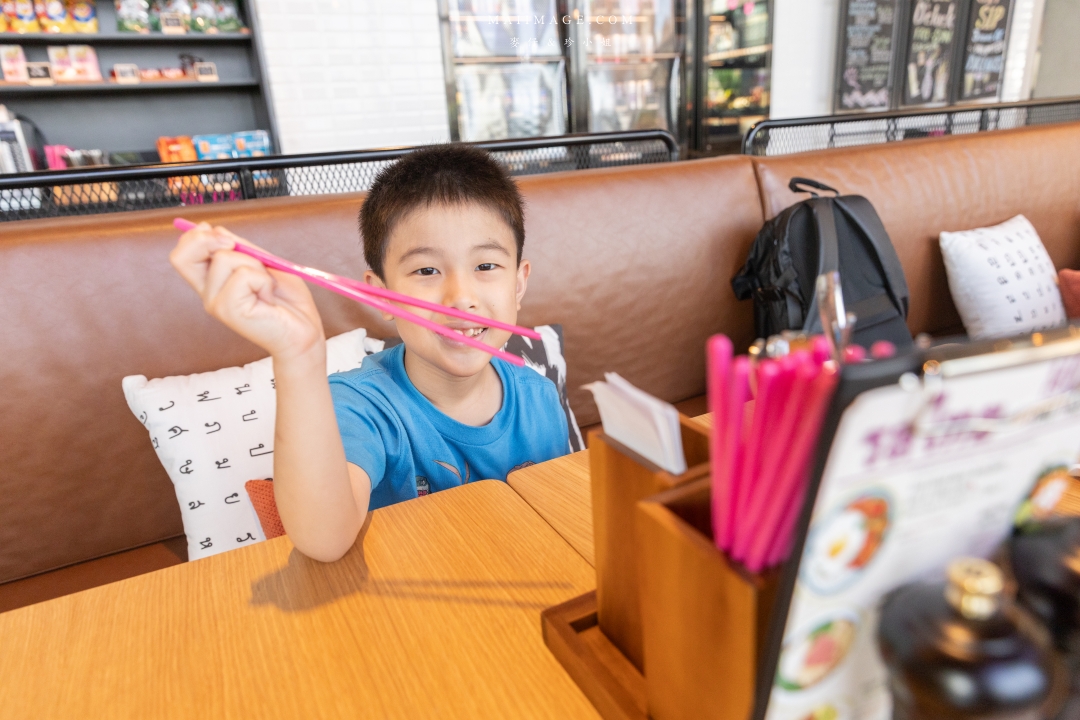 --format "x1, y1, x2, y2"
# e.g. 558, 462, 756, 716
0, 481, 599, 720
508, 414, 712, 568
